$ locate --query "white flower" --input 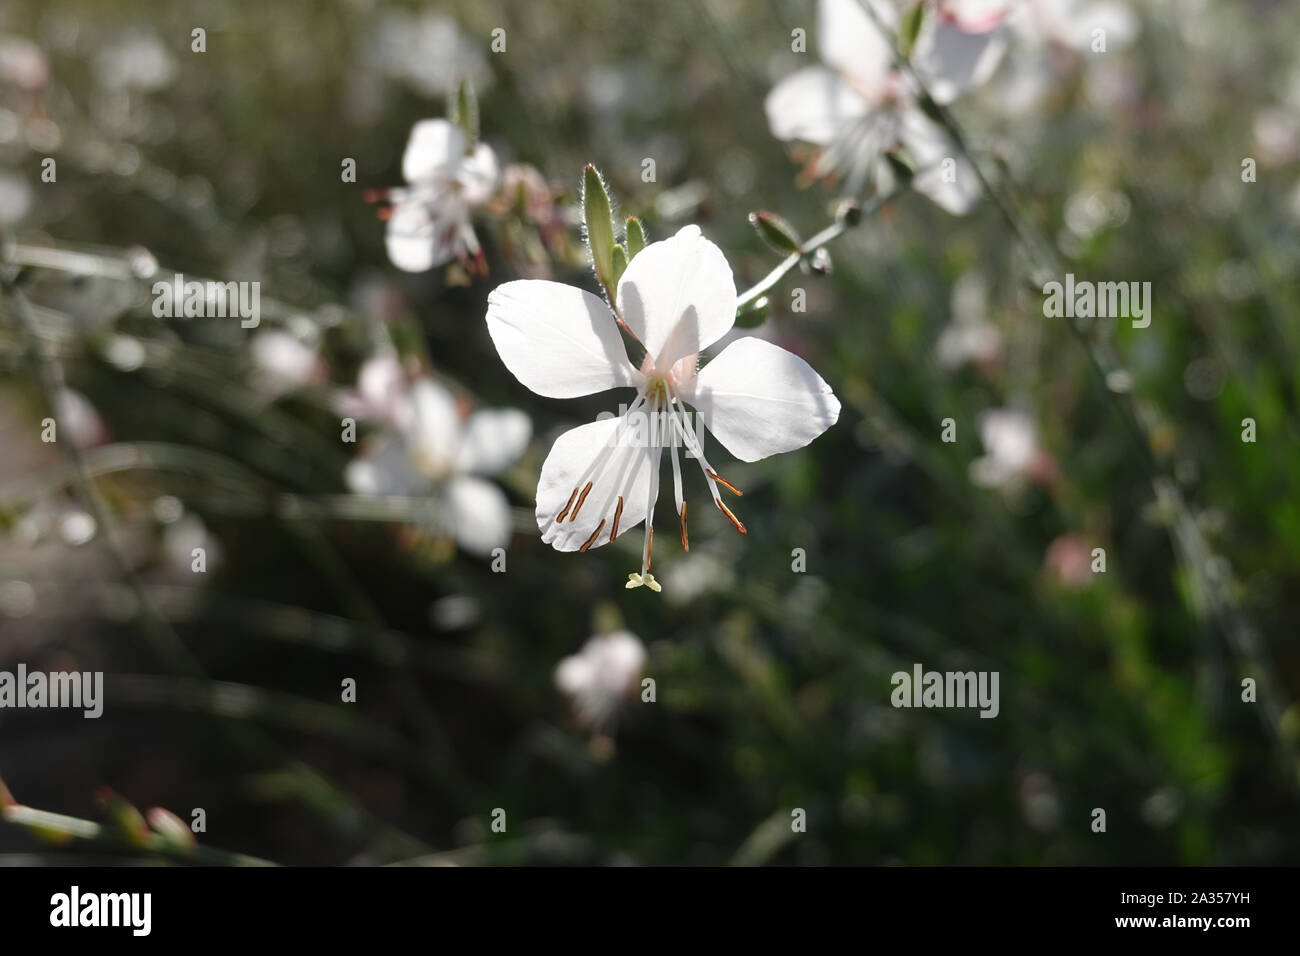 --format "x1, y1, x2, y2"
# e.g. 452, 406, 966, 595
54, 388, 107, 449
93, 29, 176, 92
250, 329, 321, 397
764, 0, 1005, 214
554, 630, 647, 729
0, 34, 50, 92
934, 271, 1001, 370
970, 407, 1054, 489
365, 10, 492, 99
333, 350, 409, 427
985, 0, 1139, 116
1012, 0, 1137, 53
381, 119, 499, 273
485, 225, 840, 593
0, 171, 32, 226
344, 373, 531, 556
163, 513, 222, 576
